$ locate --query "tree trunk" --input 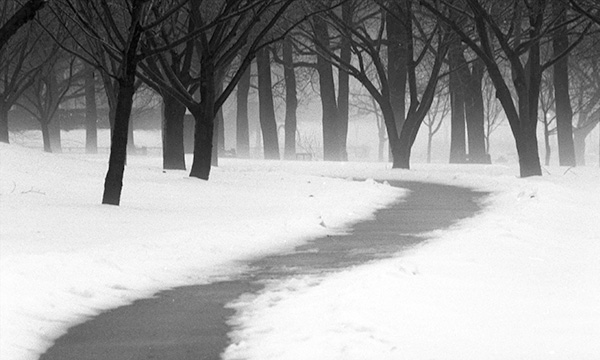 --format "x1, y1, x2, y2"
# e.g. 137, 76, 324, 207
314, 15, 342, 161
162, 93, 186, 170
516, 129, 542, 177
236, 66, 250, 158
379, 101, 402, 168
448, 37, 467, 163
552, 0, 576, 166
386, 3, 407, 135
189, 56, 216, 180
85, 65, 98, 154
283, 36, 297, 160
102, 0, 146, 205
464, 60, 488, 163
0, 103, 9, 143
256, 47, 280, 160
